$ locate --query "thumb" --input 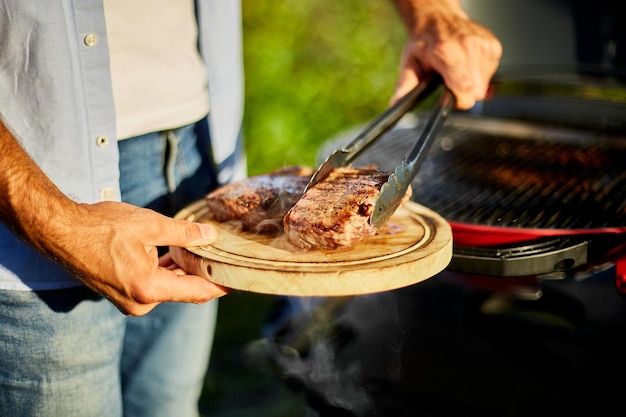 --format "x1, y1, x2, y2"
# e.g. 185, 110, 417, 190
161, 219, 218, 248
390, 51, 421, 105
